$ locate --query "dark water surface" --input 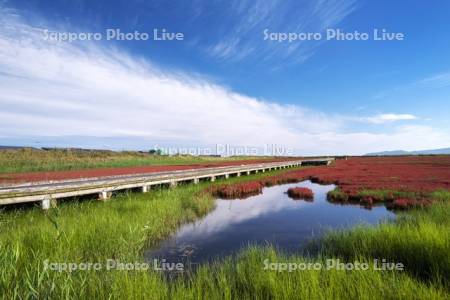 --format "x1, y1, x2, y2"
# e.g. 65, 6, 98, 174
146, 181, 394, 266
